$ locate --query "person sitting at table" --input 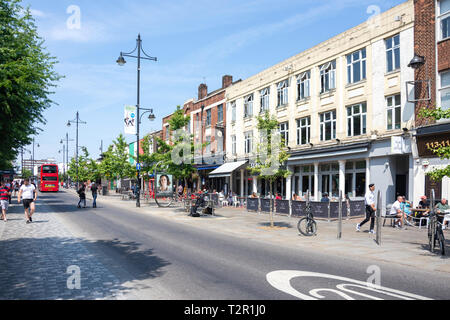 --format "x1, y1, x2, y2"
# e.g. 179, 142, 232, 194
435, 198, 449, 215
418, 195, 430, 209
275, 193, 282, 201
292, 193, 302, 201
250, 192, 258, 198
400, 196, 415, 225
390, 195, 407, 228
320, 193, 330, 203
